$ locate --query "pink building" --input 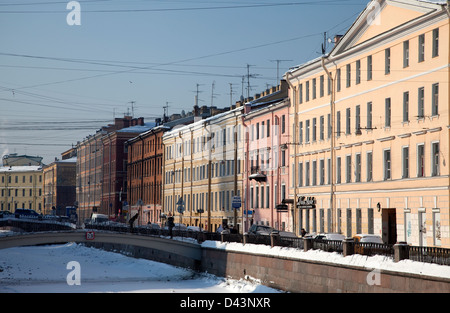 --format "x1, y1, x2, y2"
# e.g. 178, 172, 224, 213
242, 88, 292, 232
